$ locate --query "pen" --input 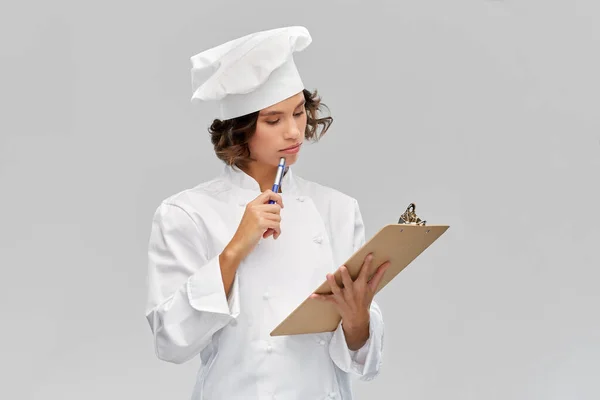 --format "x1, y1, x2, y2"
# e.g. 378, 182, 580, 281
269, 157, 286, 204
